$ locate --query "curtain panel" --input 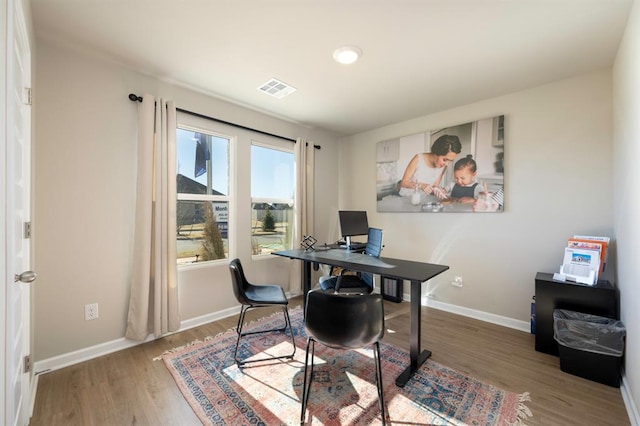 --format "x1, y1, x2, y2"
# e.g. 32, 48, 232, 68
126, 95, 180, 341
290, 138, 315, 295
